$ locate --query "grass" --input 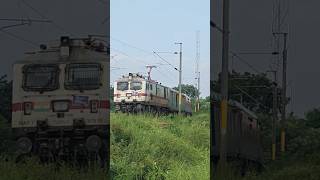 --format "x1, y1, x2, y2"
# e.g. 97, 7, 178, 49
110, 112, 210, 180
211, 153, 320, 180
0, 157, 109, 180
0, 112, 210, 180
